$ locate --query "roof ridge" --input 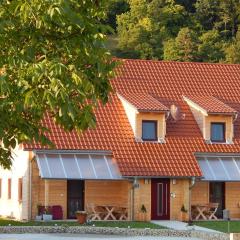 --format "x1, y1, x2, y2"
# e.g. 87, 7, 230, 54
211, 96, 237, 112
184, 95, 237, 114
117, 58, 240, 67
